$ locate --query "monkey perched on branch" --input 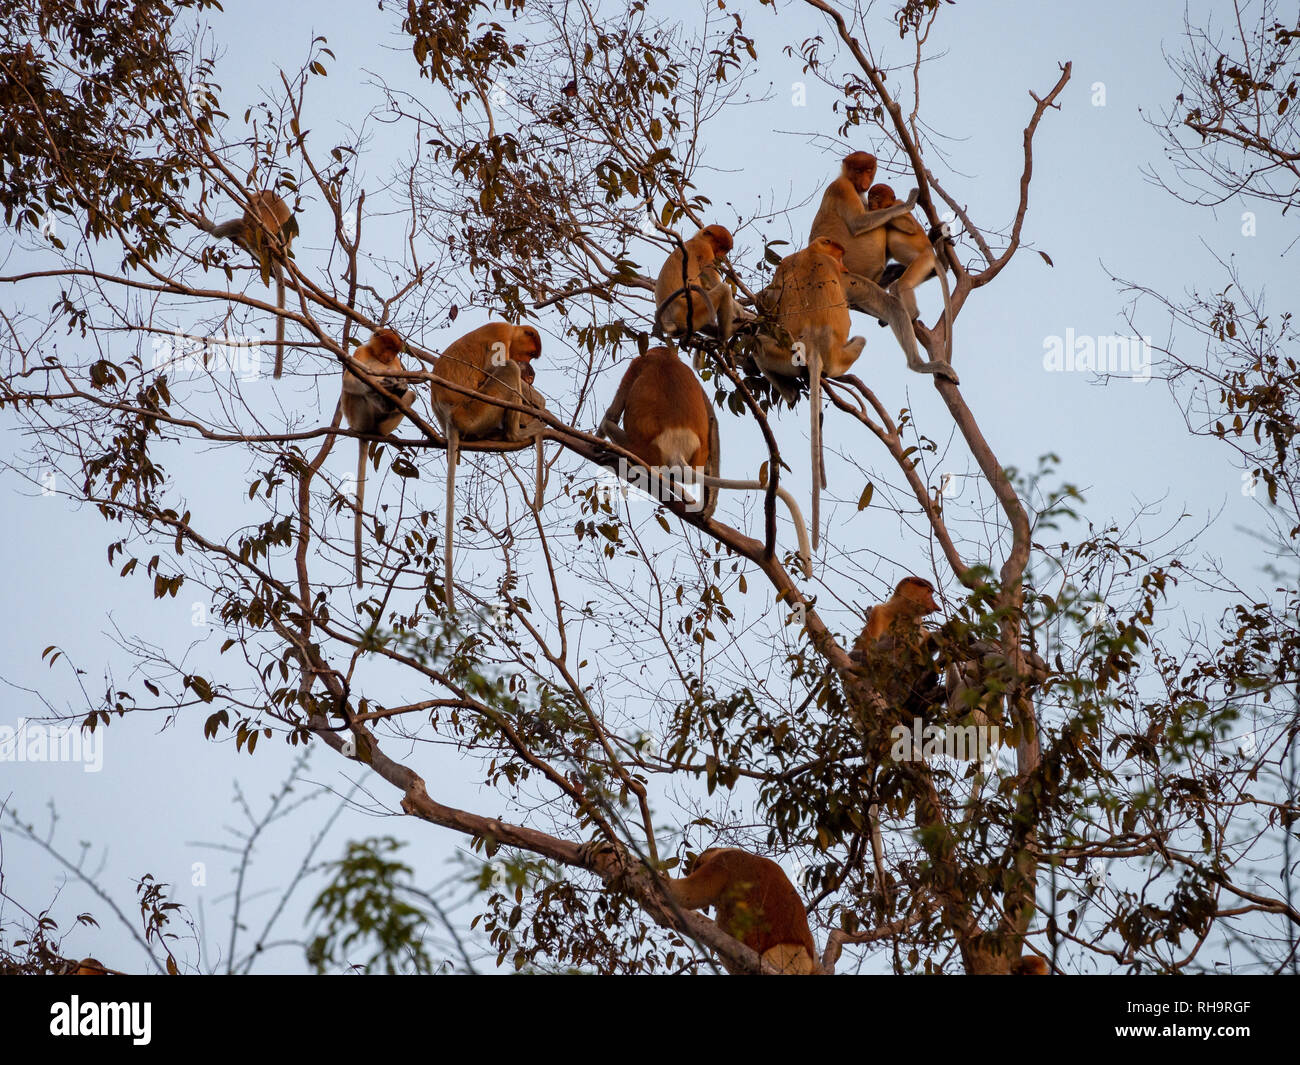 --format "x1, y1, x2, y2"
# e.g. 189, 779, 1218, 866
430, 322, 547, 610
340, 328, 417, 588
807, 151, 957, 383
665, 848, 818, 975
752, 236, 867, 550
198, 190, 298, 378
654, 225, 739, 344
598, 346, 812, 575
